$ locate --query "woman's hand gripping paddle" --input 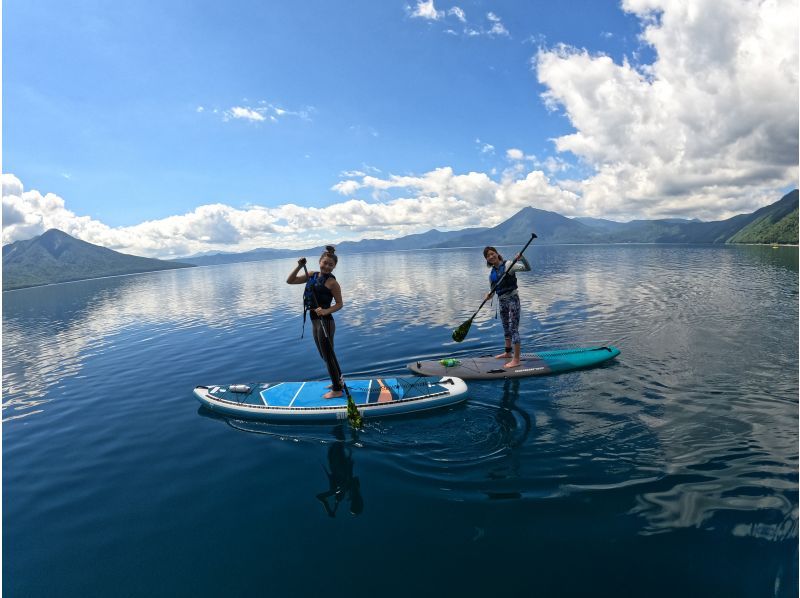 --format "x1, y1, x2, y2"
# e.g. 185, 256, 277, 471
303, 264, 363, 428
451, 232, 537, 343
